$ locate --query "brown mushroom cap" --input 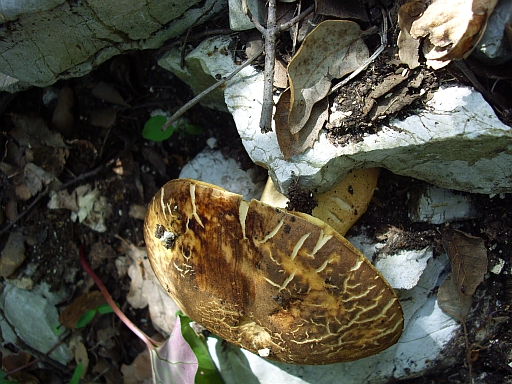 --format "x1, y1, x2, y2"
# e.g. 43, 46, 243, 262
144, 179, 403, 365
